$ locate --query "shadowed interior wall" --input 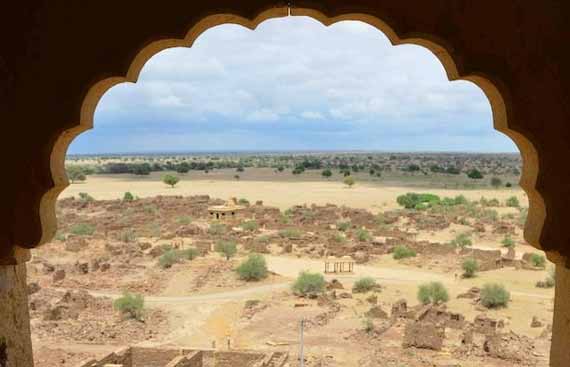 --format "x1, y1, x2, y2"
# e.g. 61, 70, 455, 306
0, 1, 569, 366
